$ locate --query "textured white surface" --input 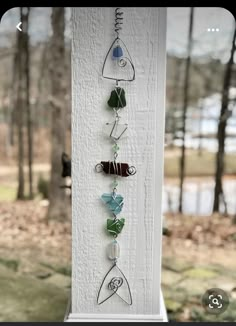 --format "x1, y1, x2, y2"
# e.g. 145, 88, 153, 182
70, 7, 167, 320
